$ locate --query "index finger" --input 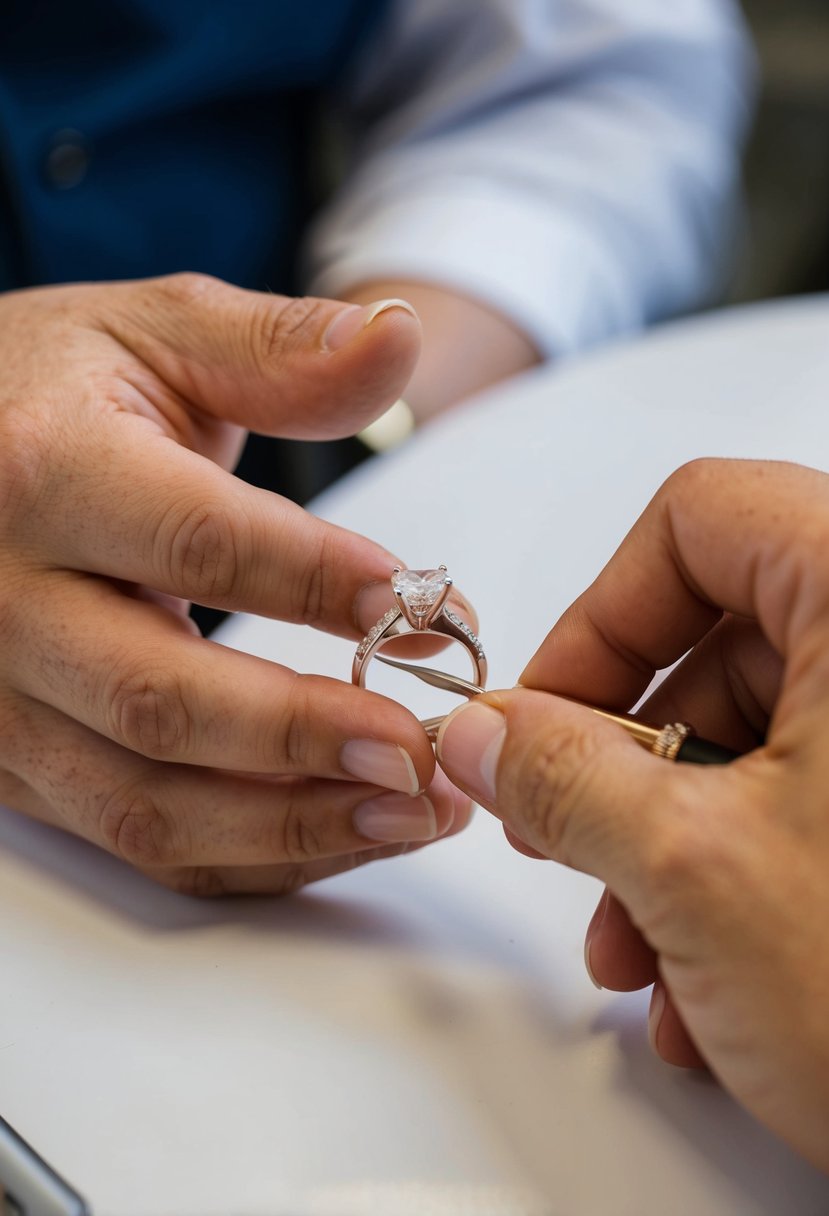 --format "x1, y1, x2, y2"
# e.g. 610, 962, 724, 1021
24, 418, 397, 637
521, 459, 829, 707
